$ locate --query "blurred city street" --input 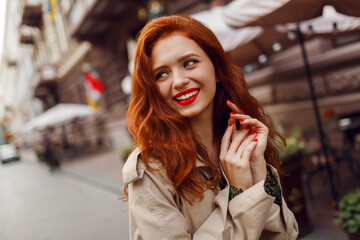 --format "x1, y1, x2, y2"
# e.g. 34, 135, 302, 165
0, 0, 360, 239
0, 149, 129, 240
1, 147, 356, 239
